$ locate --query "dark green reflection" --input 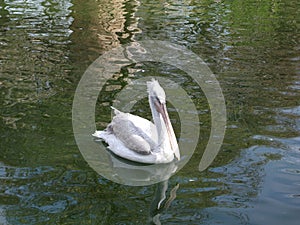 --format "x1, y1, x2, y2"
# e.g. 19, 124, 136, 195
0, 0, 299, 224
